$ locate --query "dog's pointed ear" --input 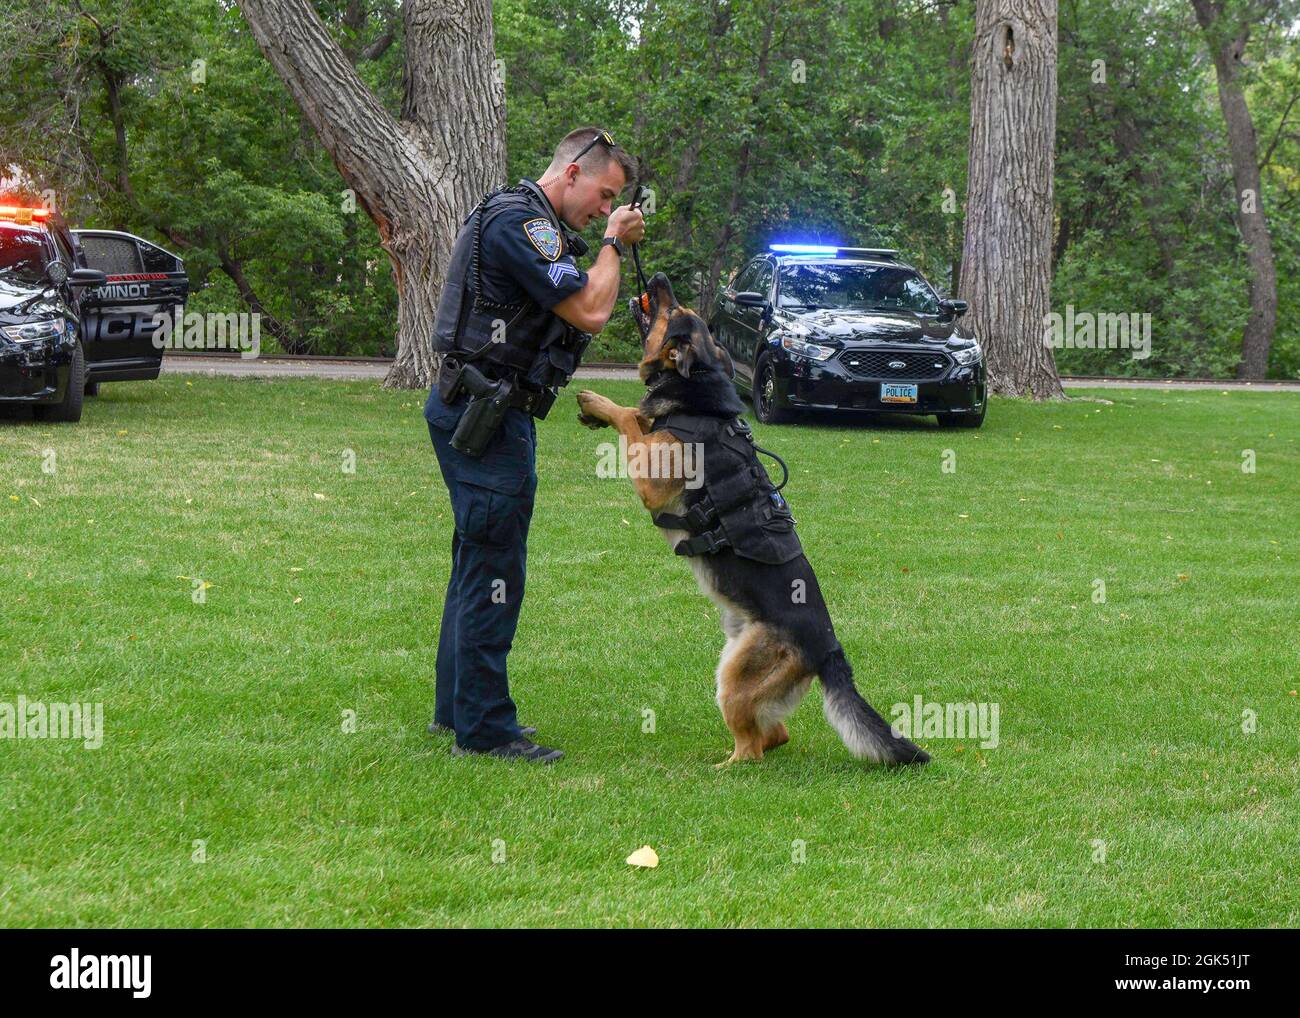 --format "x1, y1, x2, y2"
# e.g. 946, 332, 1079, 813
671, 337, 696, 378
